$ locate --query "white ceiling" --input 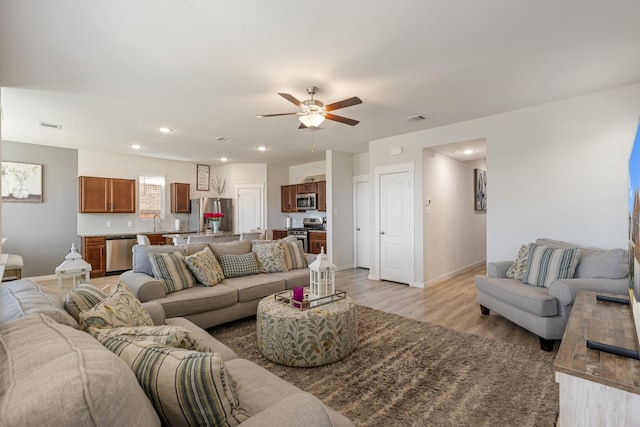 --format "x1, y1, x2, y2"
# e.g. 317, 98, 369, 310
1, 1, 639, 166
